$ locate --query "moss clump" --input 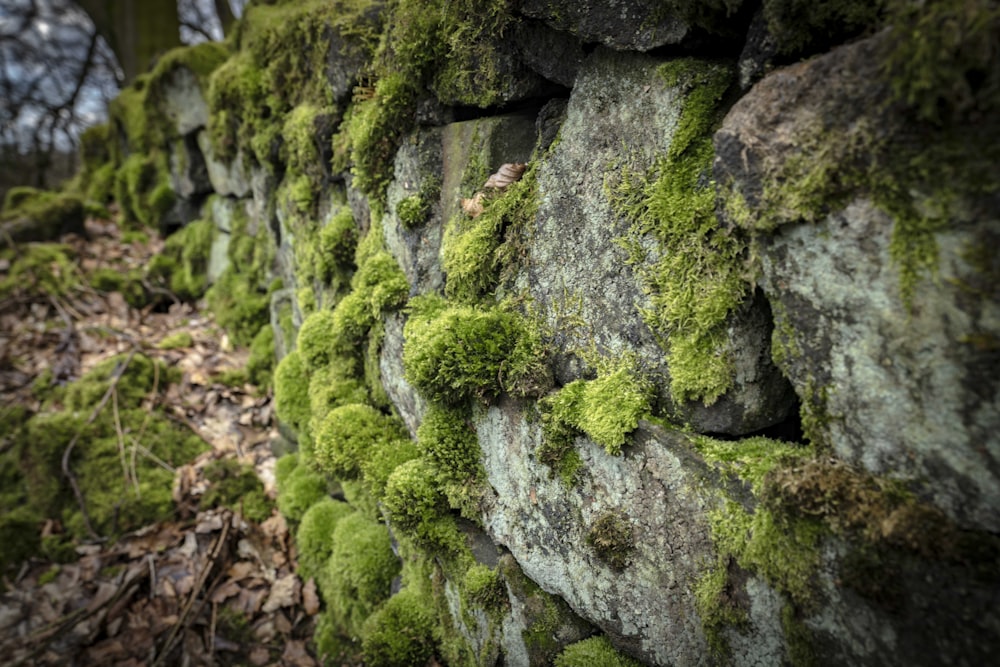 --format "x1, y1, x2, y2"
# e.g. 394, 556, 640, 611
442, 162, 539, 304
151, 219, 215, 300
296, 496, 355, 581
297, 309, 336, 371
540, 355, 653, 458
156, 331, 194, 349
313, 403, 408, 480
322, 511, 401, 638
274, 350, 311, 433
462, 563, 507, 612
585, 512, 635, 571
554, 636, 643, 667
246, 324, 276, 388
396, 194, 431, 229
0, 243, 79, 298
609, 59, 745, 406
416, 404, 486, 517
200, 459, 273, 522
0, 188, 86, 243
314, 206, 358, 290
360, 587, 437, 667
275, 455, 331, 522
307, 362, 369, 431
403, 296, 550, 405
